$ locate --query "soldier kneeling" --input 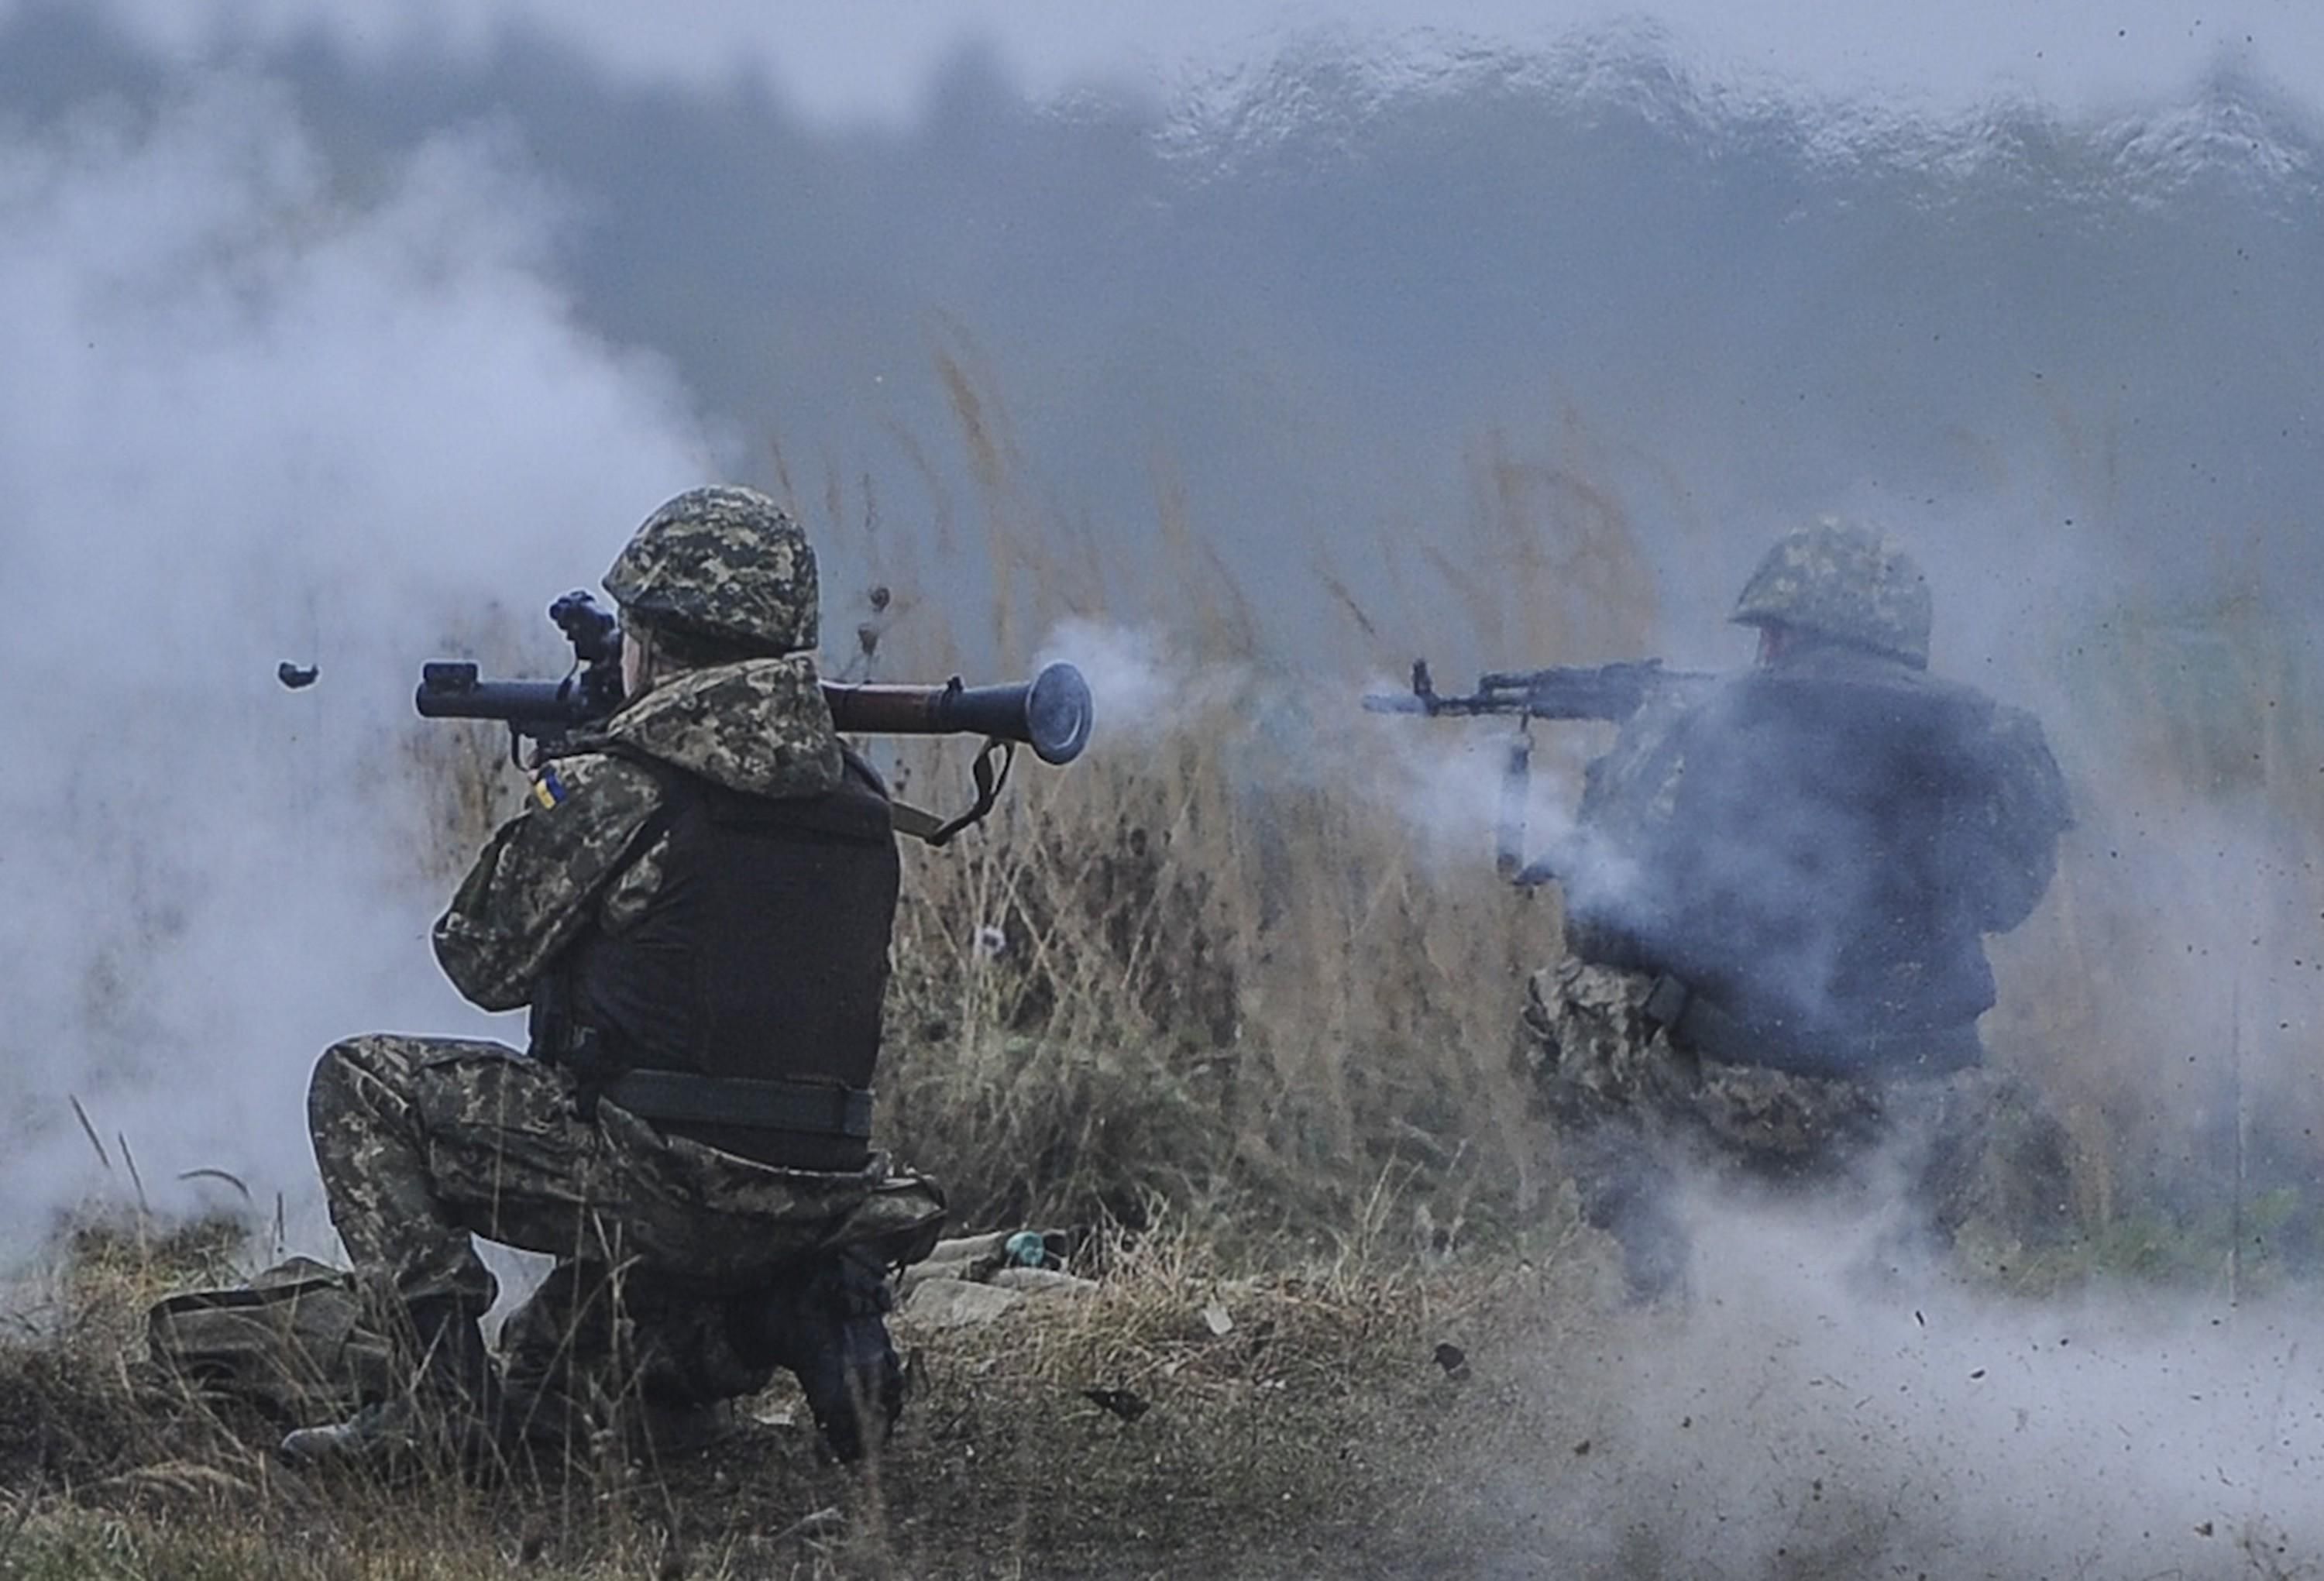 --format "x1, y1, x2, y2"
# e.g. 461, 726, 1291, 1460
1521, 519, 2072, 1301
281, 486, 943, 1470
